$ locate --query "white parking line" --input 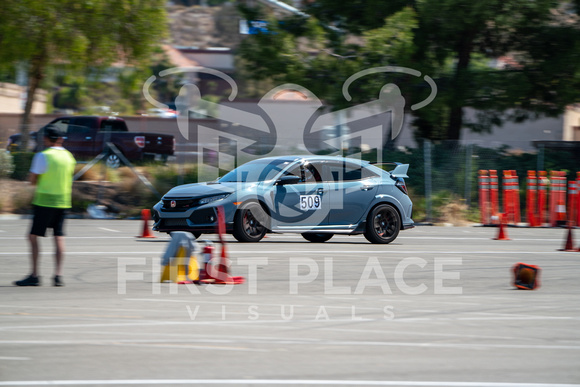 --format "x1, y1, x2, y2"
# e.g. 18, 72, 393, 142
0, 237, 140, 240
0, 250, 573, 255
0, 235, 564, 241
0, 337, 579, 350
397, 237, 563, 241
0, 379, 578, 386
98, 227, 121, 233
0, 356, 30, 361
